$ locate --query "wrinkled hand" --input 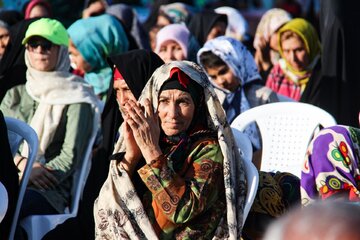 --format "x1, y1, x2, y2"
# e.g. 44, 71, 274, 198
122, 120, 142, 175
124, 99, 162, 163
29, 162, 58, 191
